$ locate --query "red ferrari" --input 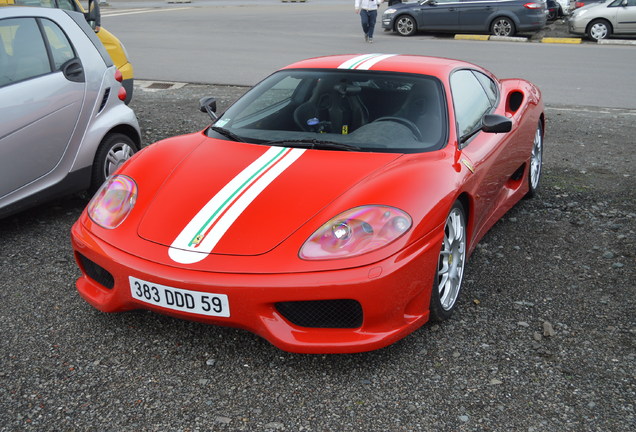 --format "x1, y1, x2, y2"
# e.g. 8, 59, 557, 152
71, 54, 544, 353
